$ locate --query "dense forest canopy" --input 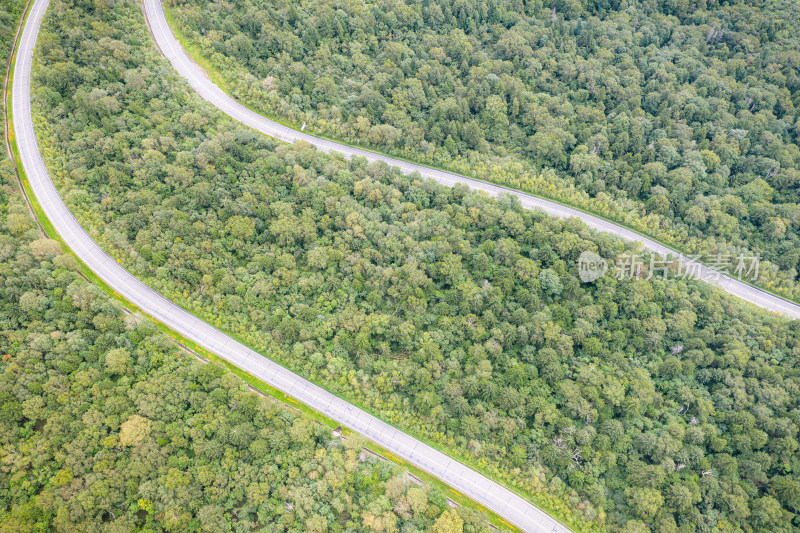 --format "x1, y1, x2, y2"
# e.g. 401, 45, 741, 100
0, 165, 490, 532
168, 0, 800, 299
1, 6, 495, 528
25, 0, 800, 531
0, 0, 23, 149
